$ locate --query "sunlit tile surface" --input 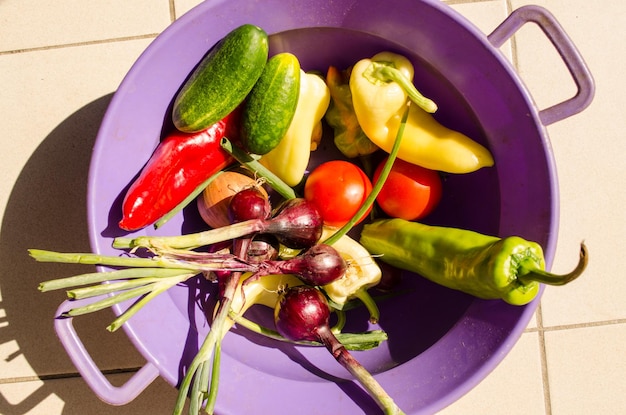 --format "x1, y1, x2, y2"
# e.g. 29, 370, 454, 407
1, 0, 622, 413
